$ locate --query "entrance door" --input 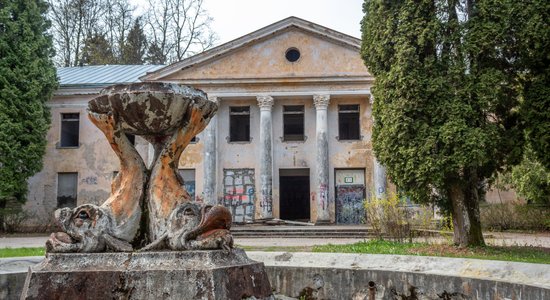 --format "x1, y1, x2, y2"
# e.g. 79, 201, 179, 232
335, 169, 366, 224
279, 169, 310, 221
